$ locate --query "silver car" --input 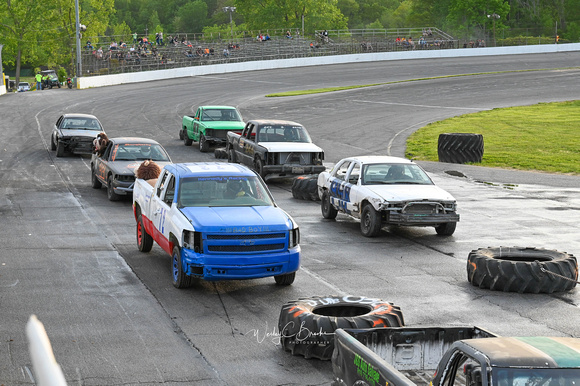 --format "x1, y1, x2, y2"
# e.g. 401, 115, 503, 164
51, 113, 104, 157
317, 155, 459, 237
